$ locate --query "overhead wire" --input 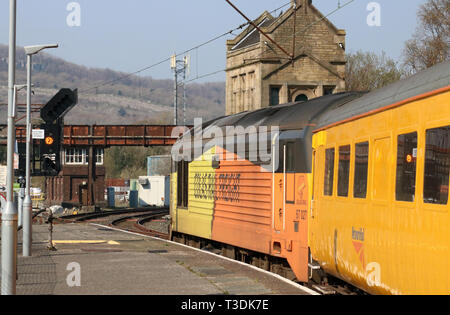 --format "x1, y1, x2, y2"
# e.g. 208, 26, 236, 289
249, 0, 356, 63
185, 0, 356, 85
81, 1, 292, 93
